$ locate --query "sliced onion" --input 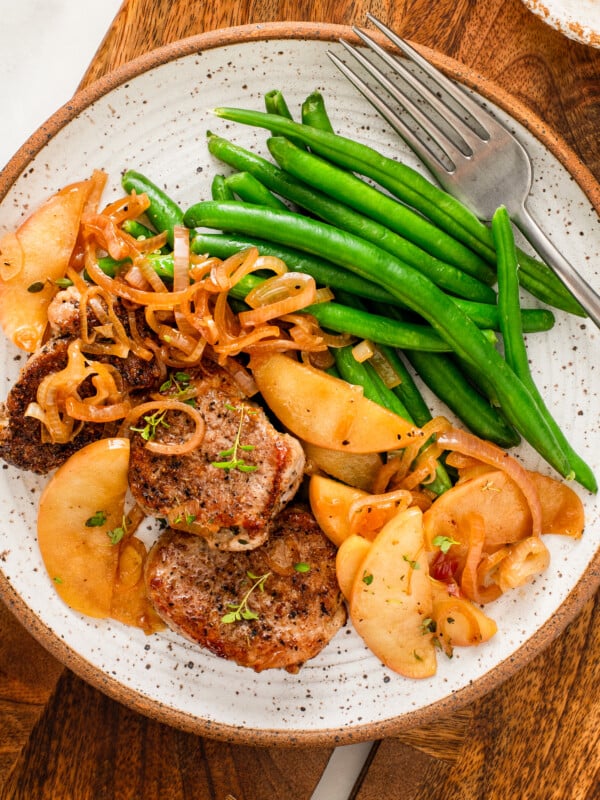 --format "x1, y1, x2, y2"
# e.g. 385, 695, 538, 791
172, 225, 191, 292
348, 488, 413, 539
120, 399, 206, 455
370, 345, 402, 389
65, 397, 131, 422
352, 339, 375, 364
496, 537, 550, 592
240, 272, 317, 327
459, 512, 502, 604
85, 248, 189, 309
210, 247, 261, 292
